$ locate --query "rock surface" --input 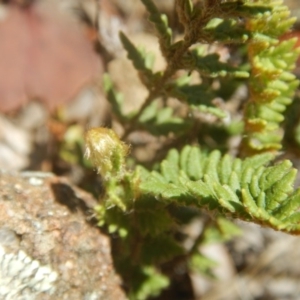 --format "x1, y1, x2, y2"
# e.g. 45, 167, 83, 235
0, 170, 126, 300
